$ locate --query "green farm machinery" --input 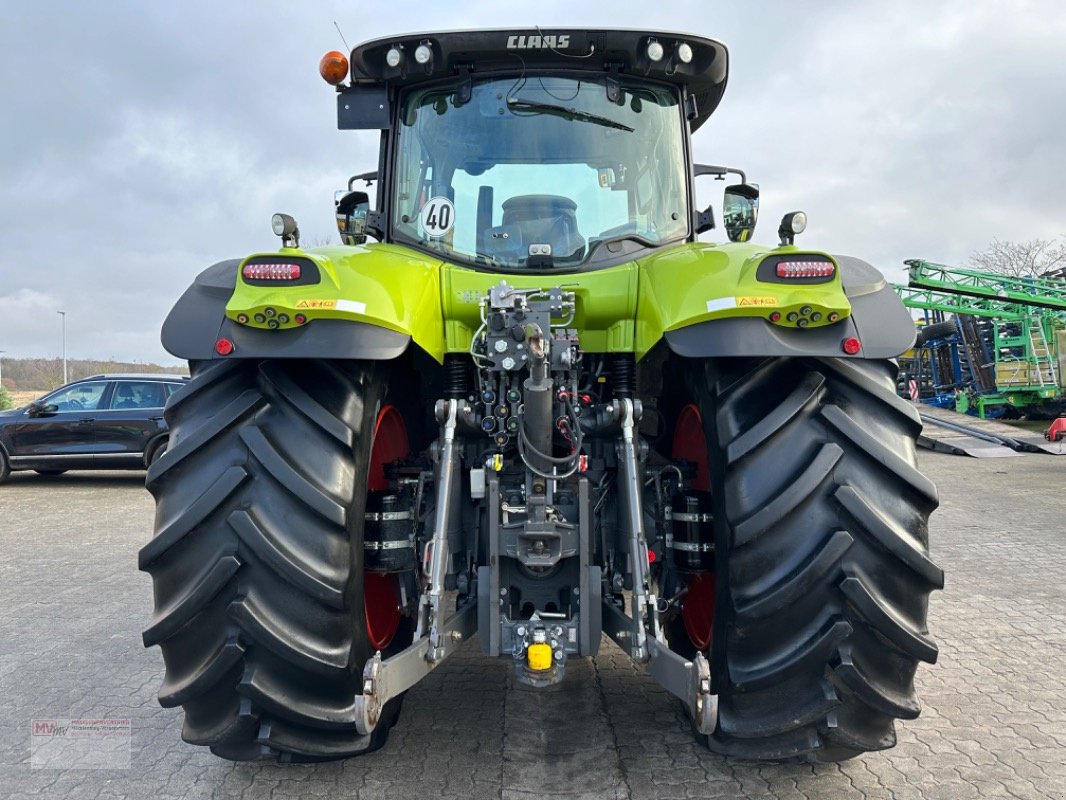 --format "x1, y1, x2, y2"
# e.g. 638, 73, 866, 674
140, 29, 942, 765
896, 259, 1066, 418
